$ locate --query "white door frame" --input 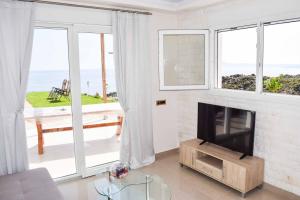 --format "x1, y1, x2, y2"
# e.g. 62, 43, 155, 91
73, 24, 115, 178
33, 21, 86, 180
33, 22, 117, 180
